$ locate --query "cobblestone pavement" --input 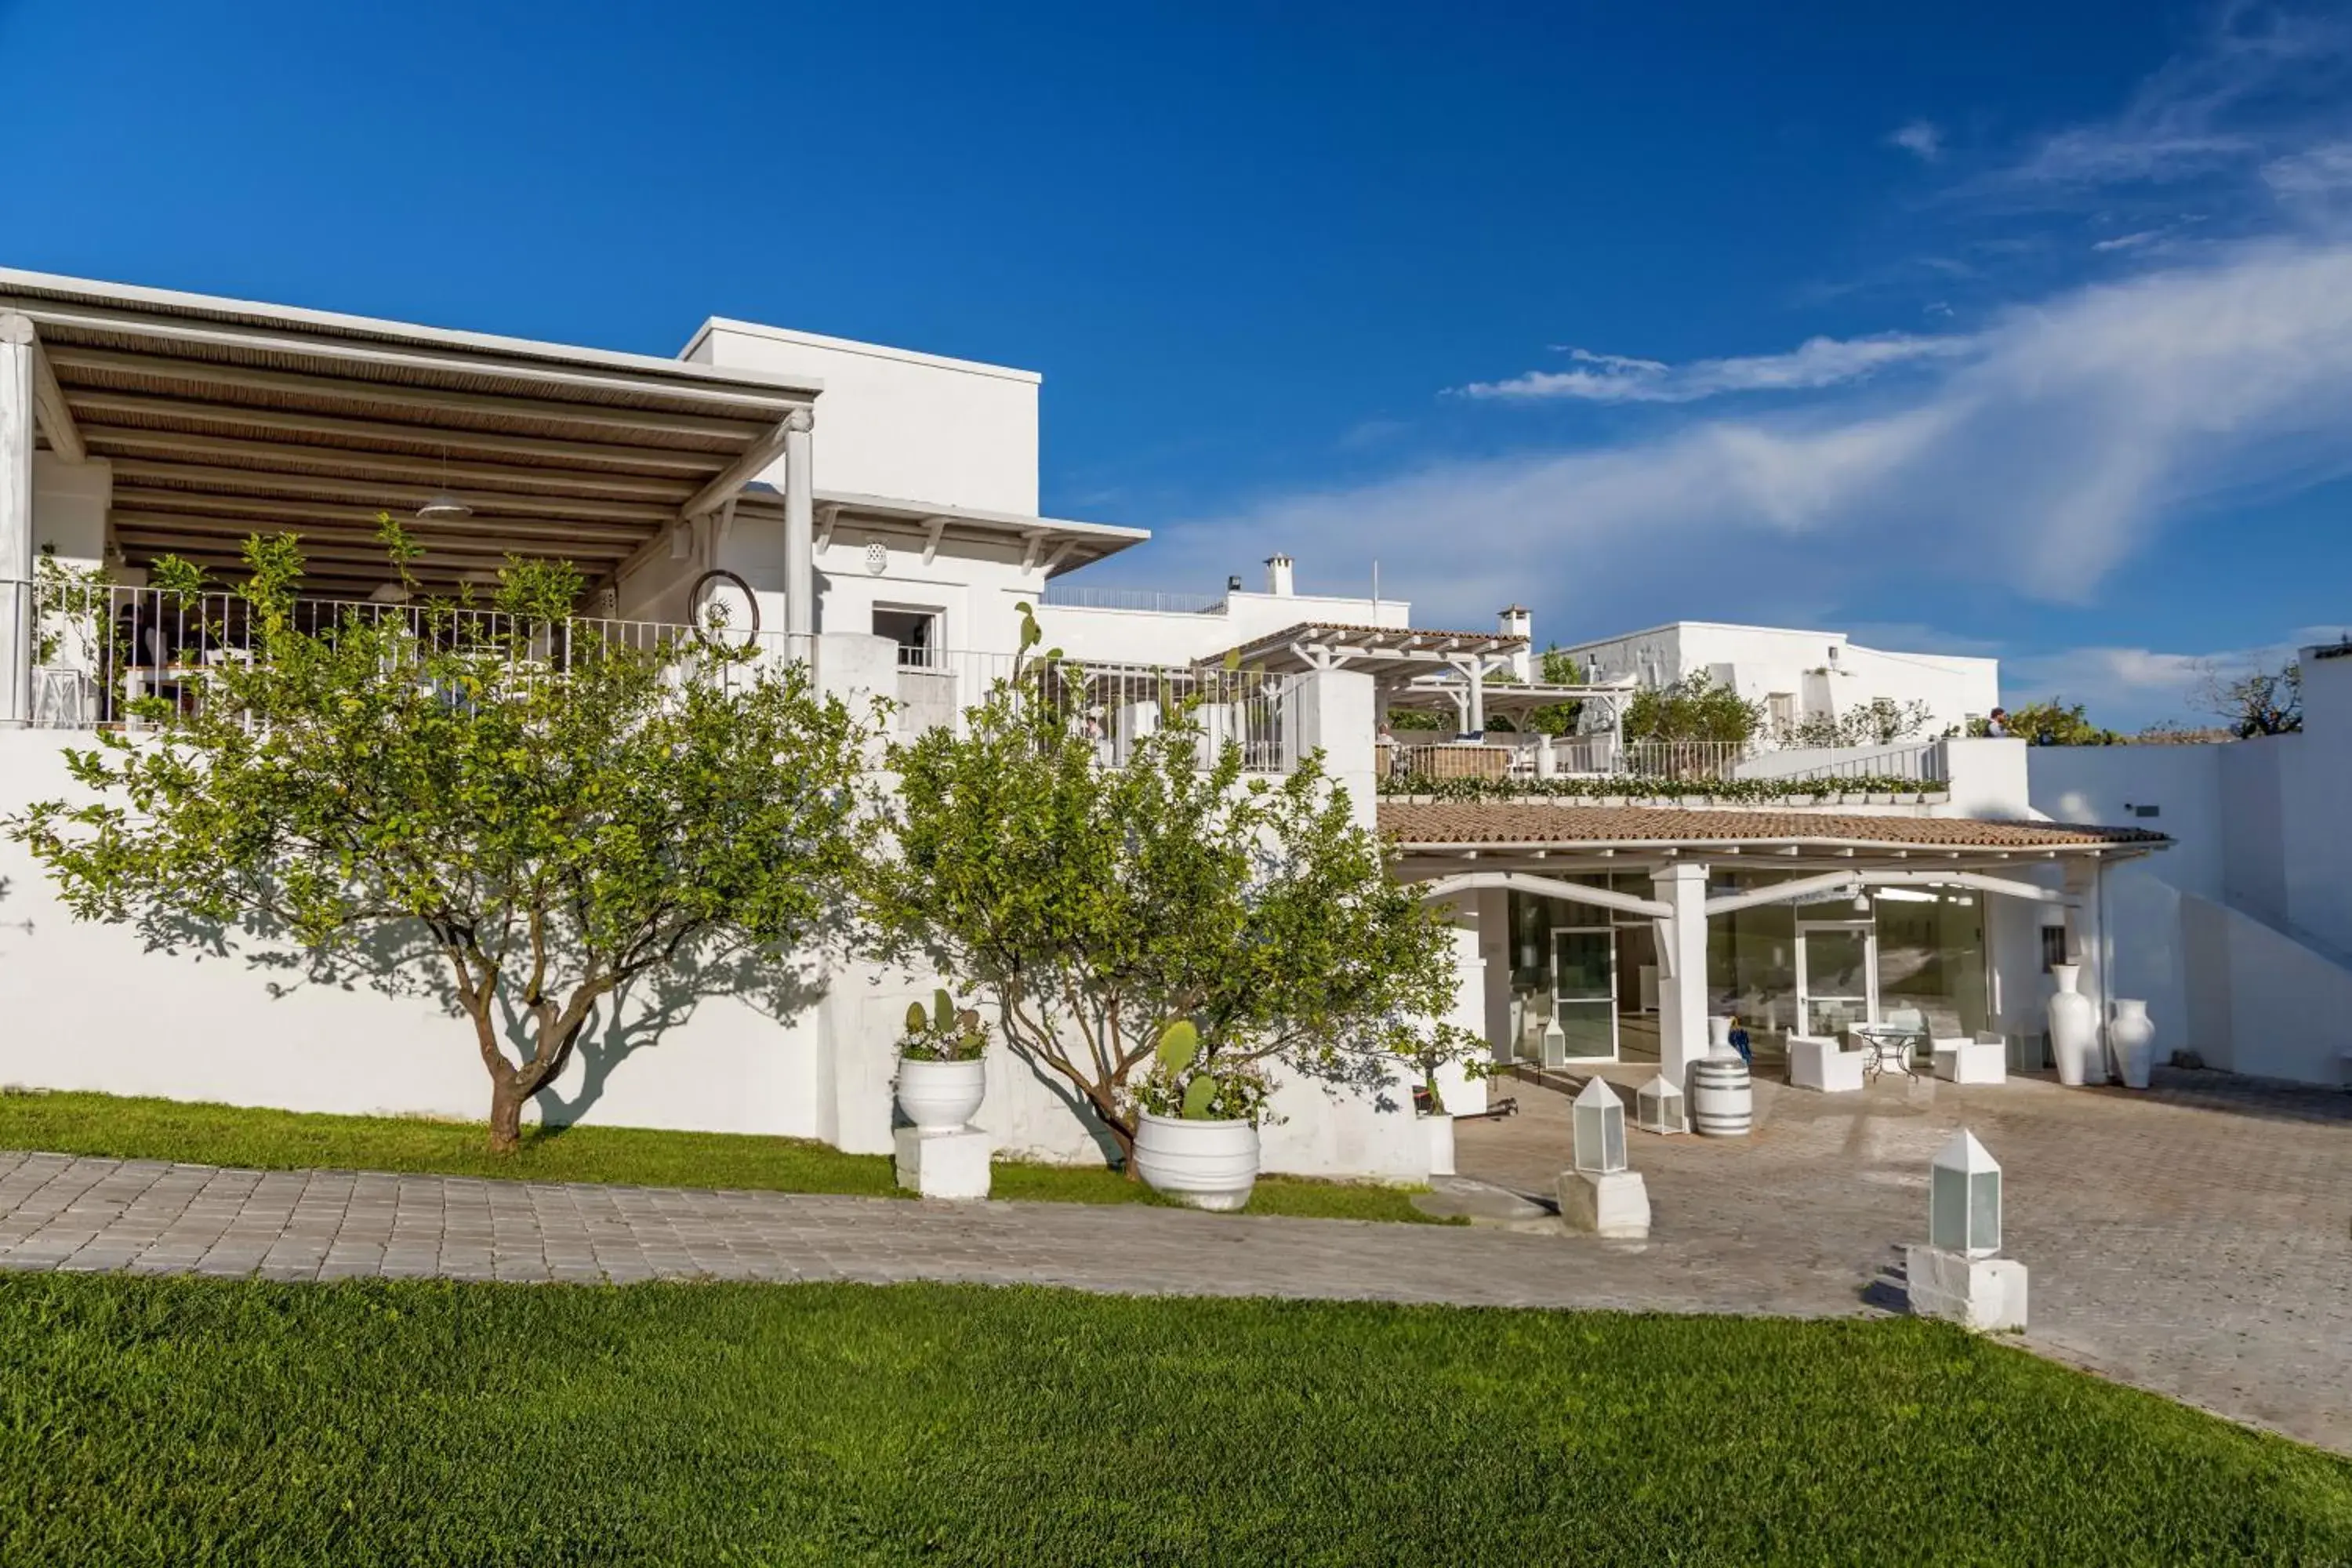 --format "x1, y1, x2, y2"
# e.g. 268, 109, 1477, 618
0, 1065, 2344, 1454
1463, 1064, 2352, 1454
